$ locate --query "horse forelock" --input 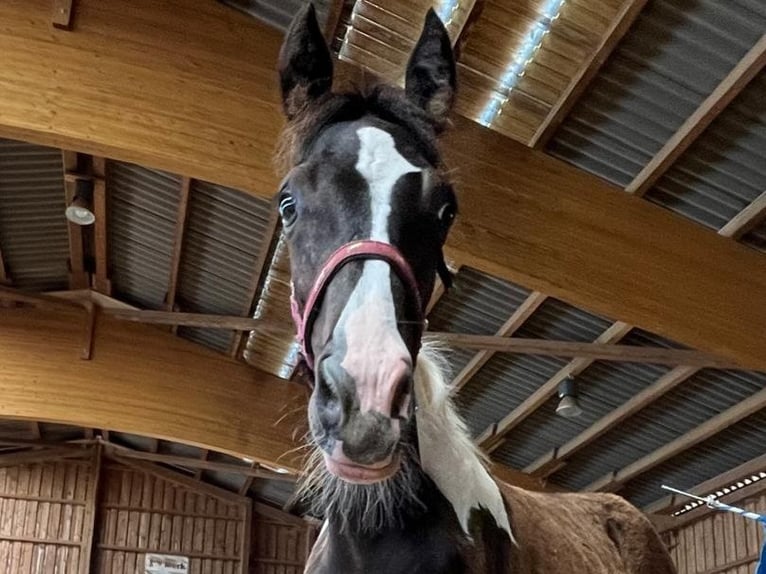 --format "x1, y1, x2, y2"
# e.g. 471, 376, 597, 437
274, 83, 444, 177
